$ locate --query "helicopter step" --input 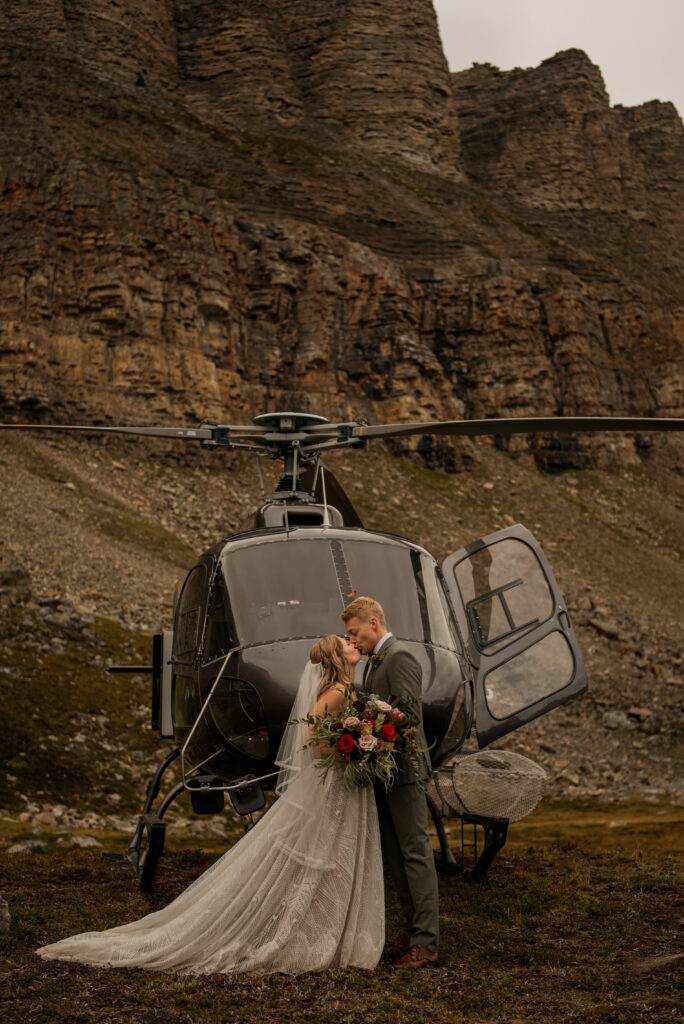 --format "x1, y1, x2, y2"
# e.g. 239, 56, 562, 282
427, 793, 509, 878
